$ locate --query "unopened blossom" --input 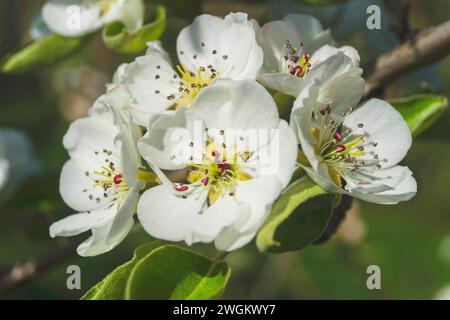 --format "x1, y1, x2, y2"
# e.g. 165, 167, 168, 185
50, 90, 145, 256
137, 80, 297, 251
42, 0, 144, 36
120, 12, 263, 126
291, 80, 417, 204
256, 14, 361, 97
